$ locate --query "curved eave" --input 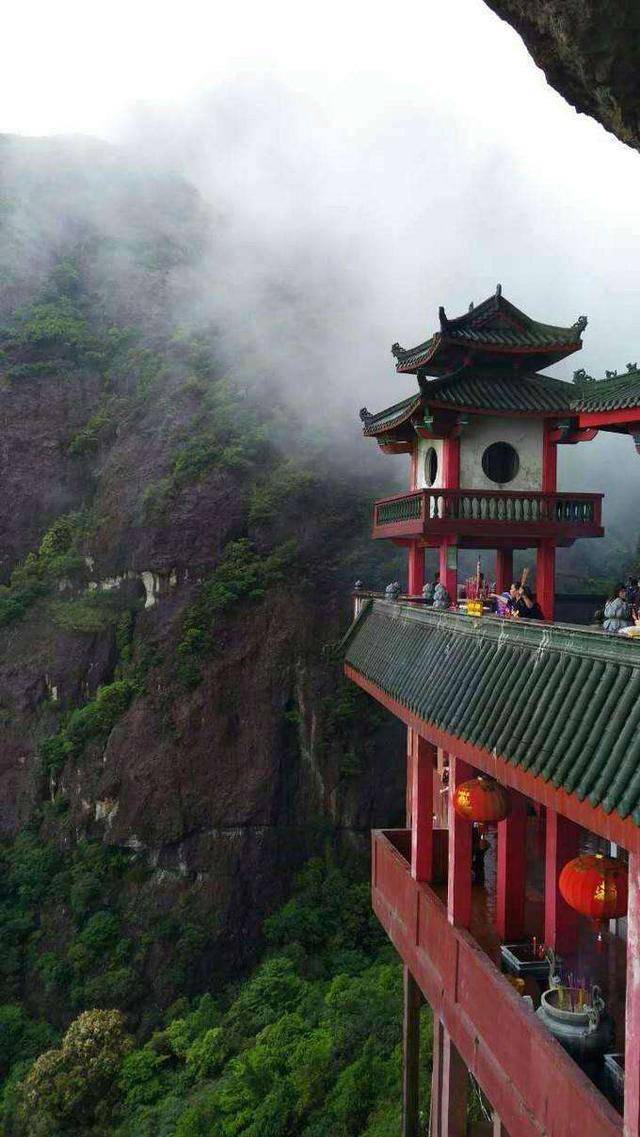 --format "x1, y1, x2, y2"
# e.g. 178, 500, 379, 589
362, 395, 423, 437
396, 336, 582, 375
